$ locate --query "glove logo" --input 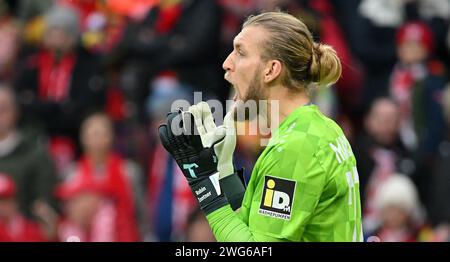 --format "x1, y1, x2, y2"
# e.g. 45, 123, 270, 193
259, 175, 296, 220
183, 163, 199, 178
